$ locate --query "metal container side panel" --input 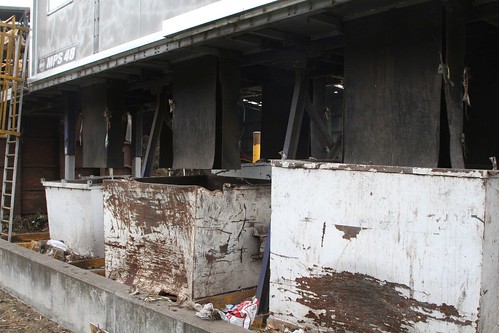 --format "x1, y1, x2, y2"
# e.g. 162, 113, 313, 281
192, 185, 271, 299
35, 0, 94, 73
103, 180, 197, 299
270, 166, 485, 333
479, 177, 499, 333
45, 185, 104, 257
